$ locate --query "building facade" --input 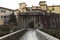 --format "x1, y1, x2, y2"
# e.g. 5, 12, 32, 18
19, 1, 60, 14
0, 7, 14, 25
18, 10, 46, 29
19, 2, 27, 12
